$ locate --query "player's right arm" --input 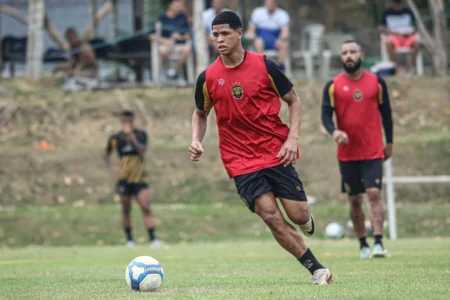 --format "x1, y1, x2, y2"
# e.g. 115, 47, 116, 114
321, 80, 348, 145
190, 70, 212, 162
104, 135, 115, 168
